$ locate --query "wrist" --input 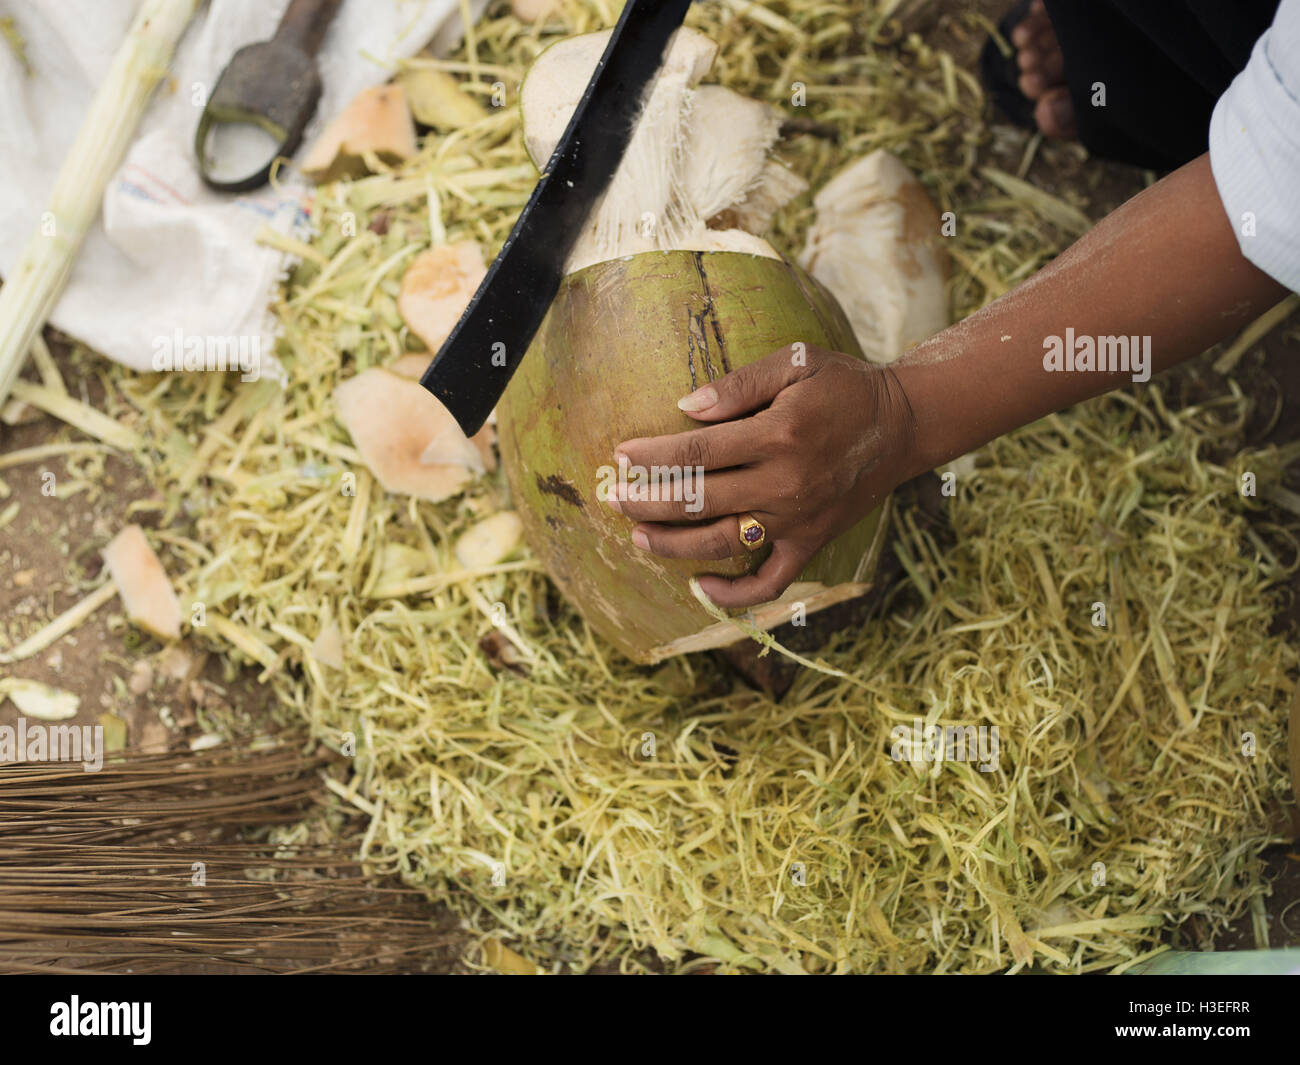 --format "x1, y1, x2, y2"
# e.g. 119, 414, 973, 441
887, 357, 957, 481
